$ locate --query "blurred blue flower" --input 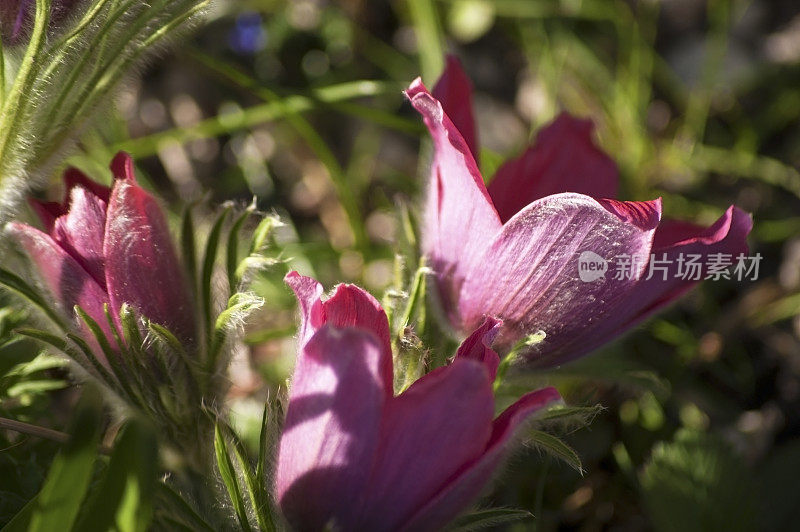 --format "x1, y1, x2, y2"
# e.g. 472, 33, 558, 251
229, 12, 266, 55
